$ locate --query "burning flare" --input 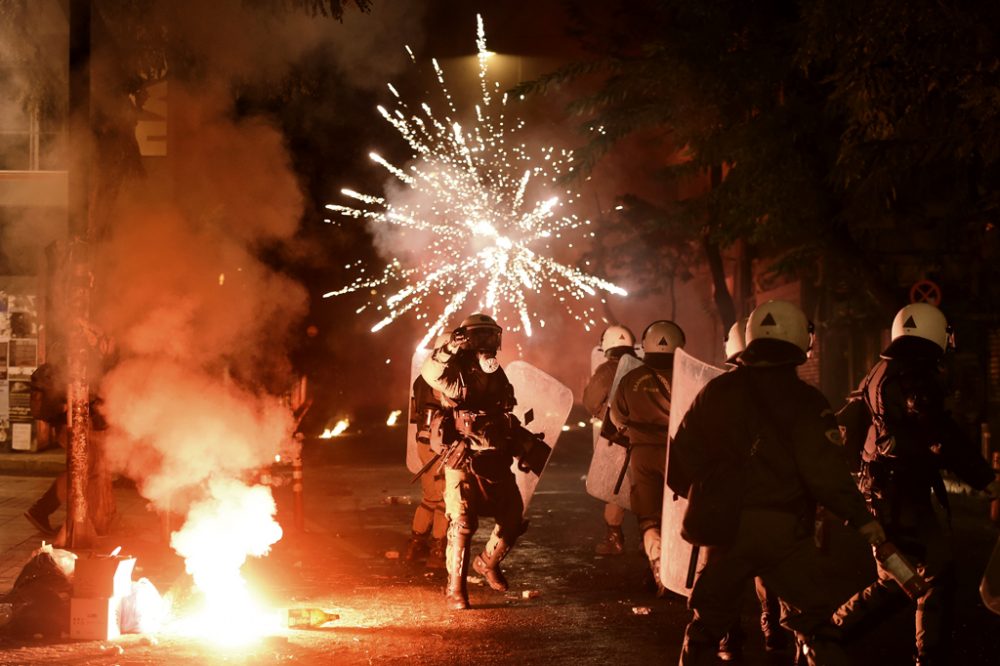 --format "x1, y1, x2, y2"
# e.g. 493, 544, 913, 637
169, 478, 283, 645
